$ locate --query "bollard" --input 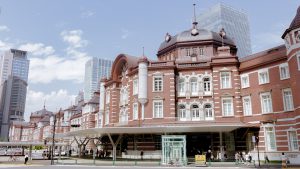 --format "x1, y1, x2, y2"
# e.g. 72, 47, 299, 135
75, 159, 77, 164
135, 160, 137, 166
113, 160, 115, 166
